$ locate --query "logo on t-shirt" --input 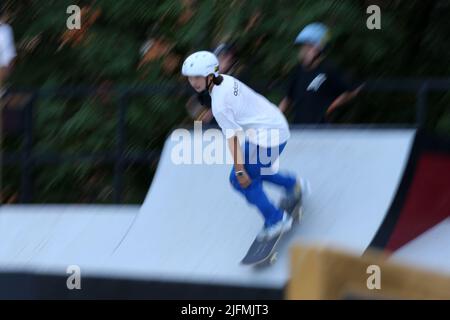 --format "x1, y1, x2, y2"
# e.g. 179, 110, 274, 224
233, 80, 239, 96
307, 73, 327, 92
